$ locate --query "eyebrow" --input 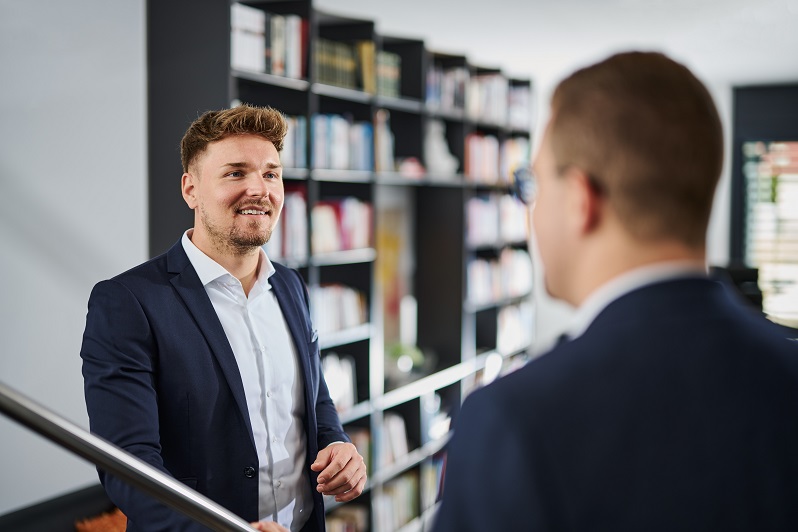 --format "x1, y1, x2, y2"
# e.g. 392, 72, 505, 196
221, 161, 283, 169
